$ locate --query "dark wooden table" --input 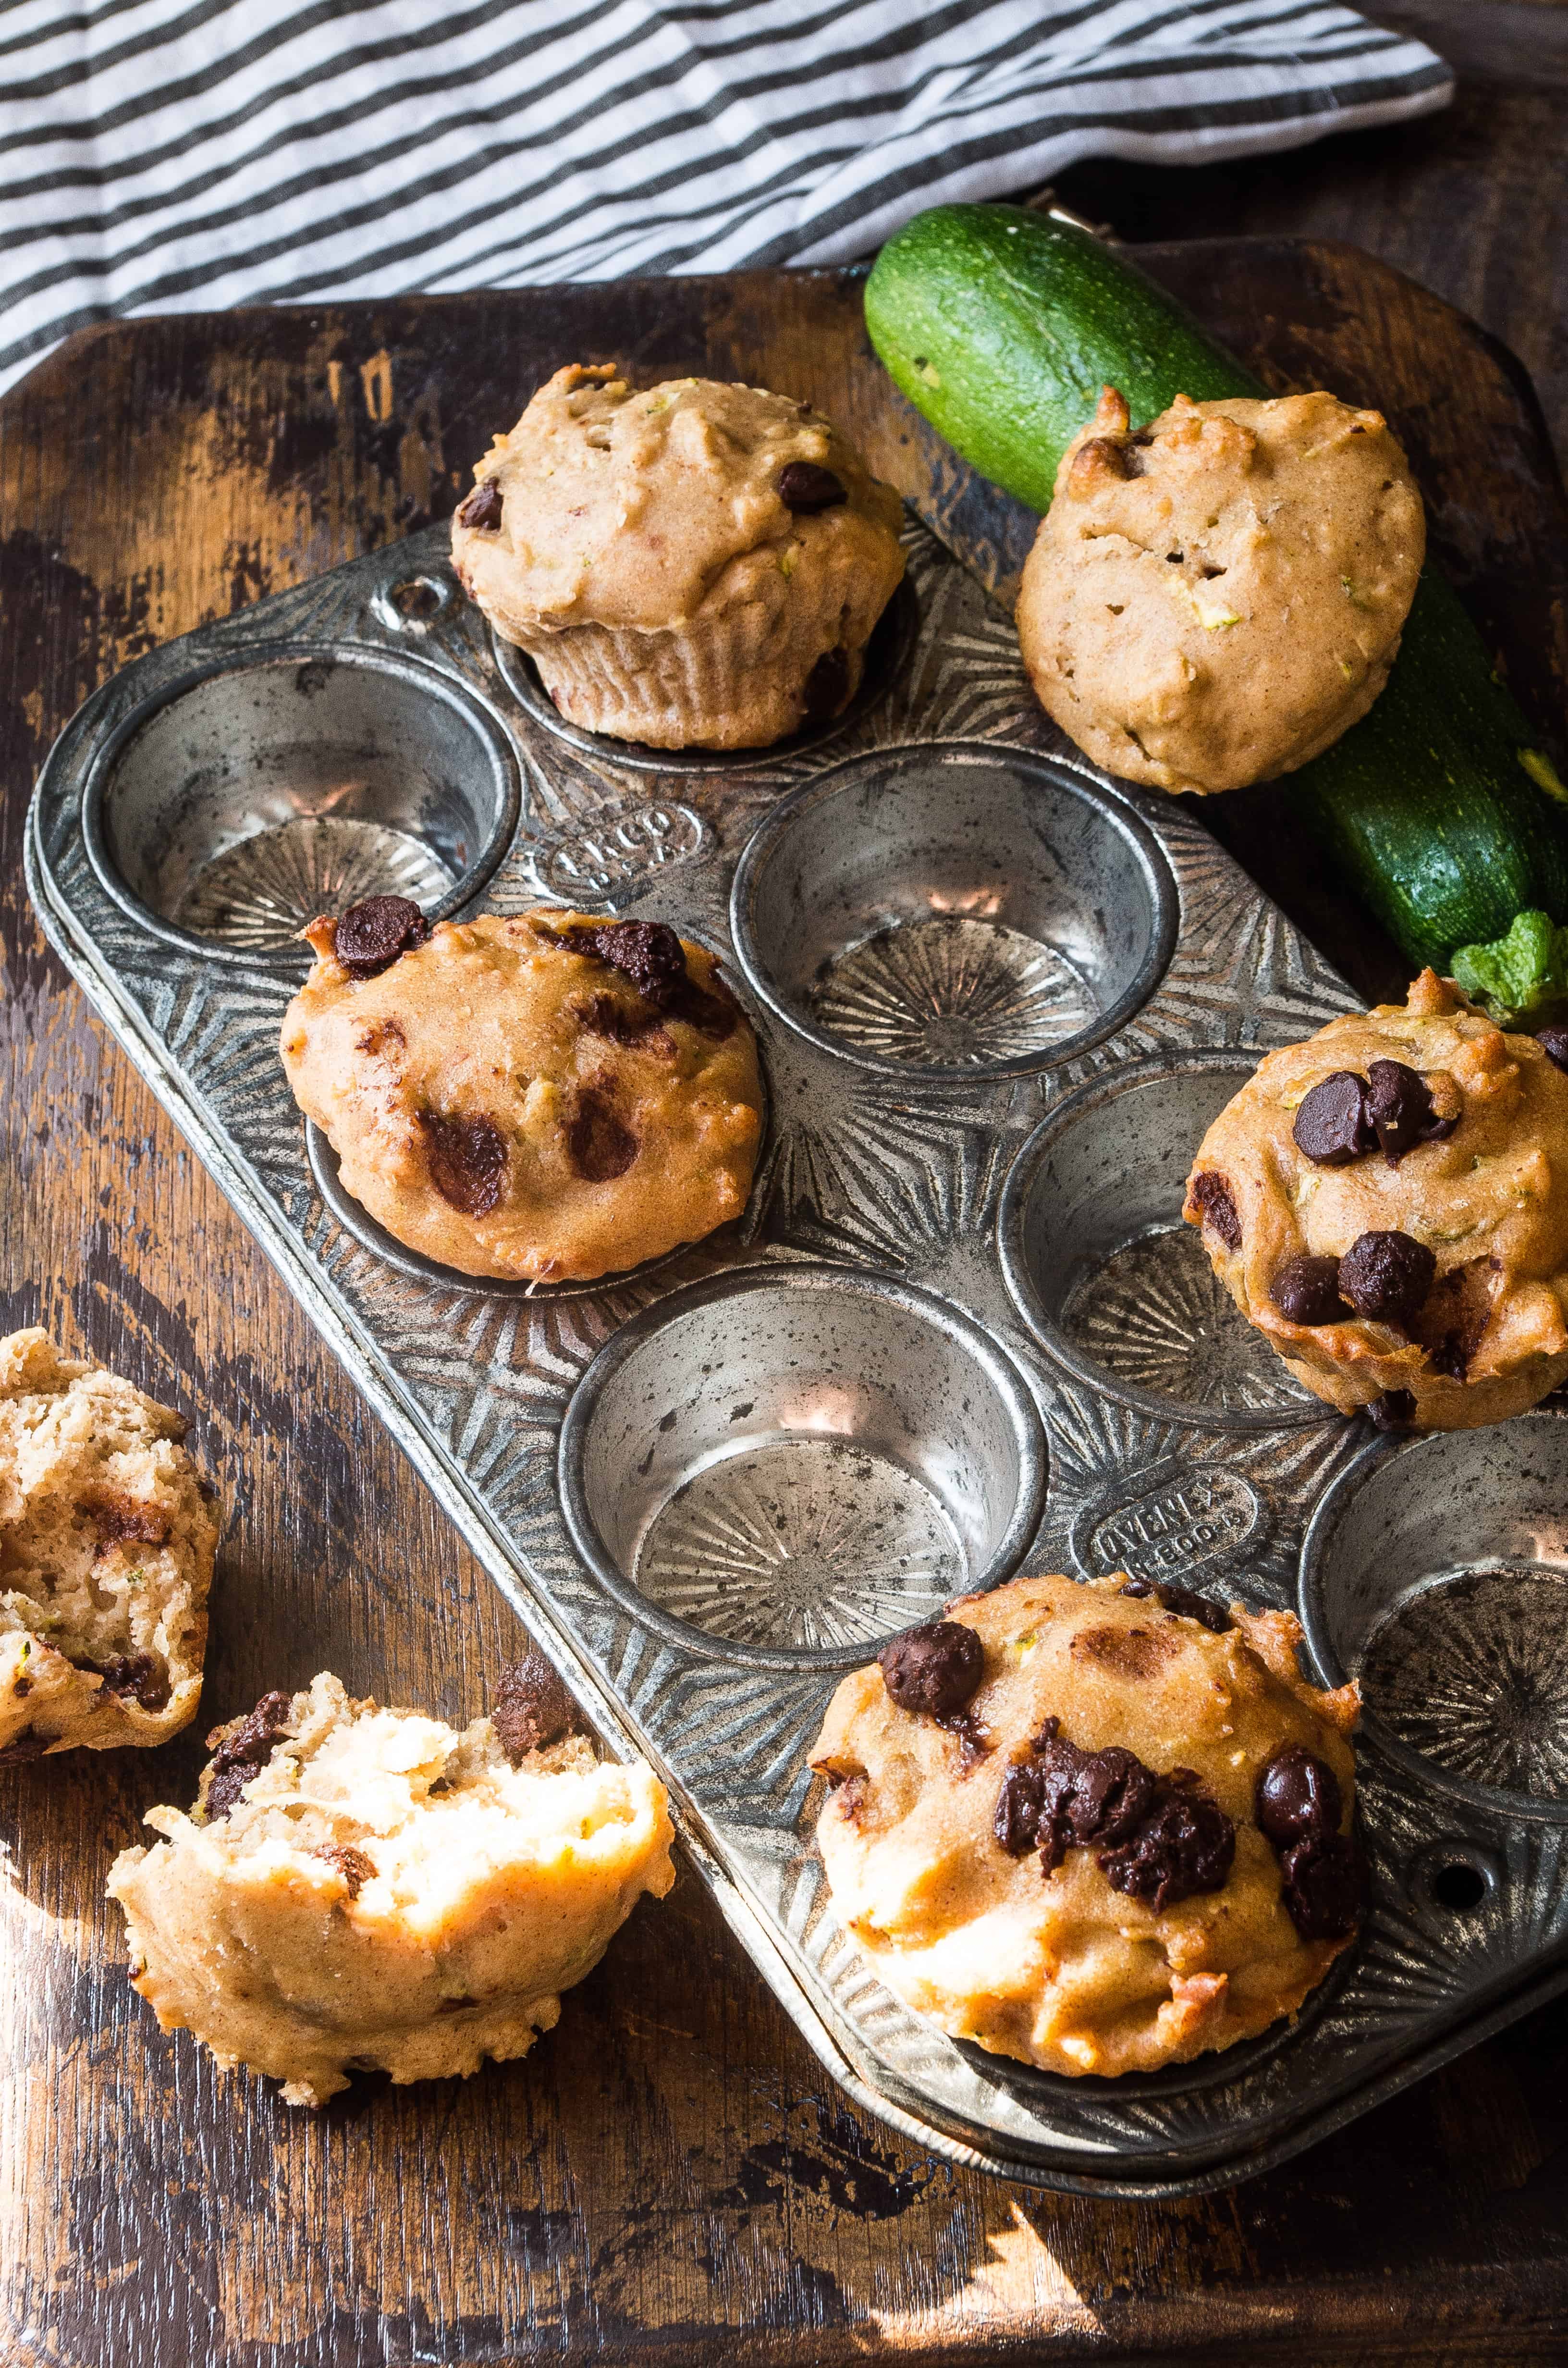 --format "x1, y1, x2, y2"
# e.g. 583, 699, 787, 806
5, 8, 1568, 2360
